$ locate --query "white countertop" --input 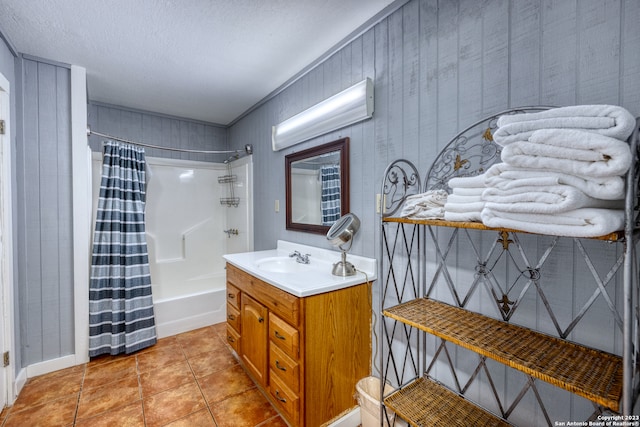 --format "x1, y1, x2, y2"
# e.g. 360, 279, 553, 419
222, 240, 377, 297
